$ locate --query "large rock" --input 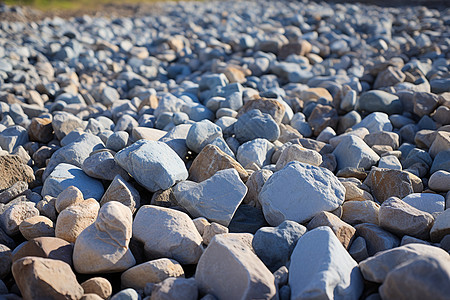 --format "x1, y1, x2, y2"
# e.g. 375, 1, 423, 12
19, 215, 55, 240
342, 200, 380, 225
289, 226, 364, 300
121, 258, 184, 290
55, 185, 84, 213
428, 170, 450, 192
0, 155, 35, 190
11, 237, 73, 266
133, 205, 203, 264
430, 208, 450, 242
0, 181, 28, 204
150, 277, 198, 300
252, 220, 306, 272
1, 201, 39, 235
379, 197, 434, 240
42, 163, 105, 200
243, 169, 273, 208
81, 277, 112, 299
259, 161, 345, 226
174, 169, 247, 227
115, 140, 188, 192
332, 135, 380, 171
196, 233, 277, 300
100, 175, 140, 213
359, 243, 450, 283
0, 125, 29, 152
73, 201, 136, 273
307, 211, 356, 249
12, 256, 83, 300
188, 144, 248, 183
379, 256, 450, 300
